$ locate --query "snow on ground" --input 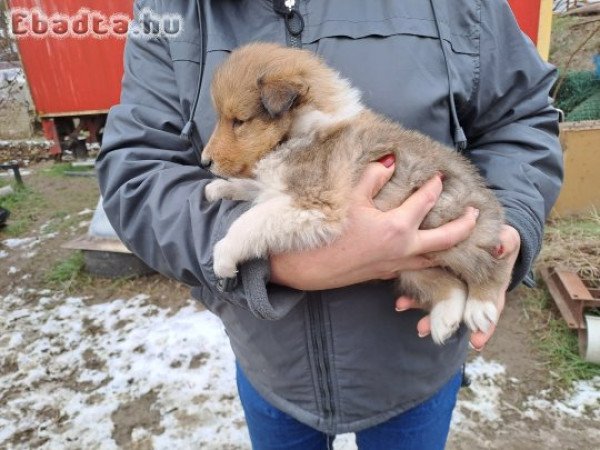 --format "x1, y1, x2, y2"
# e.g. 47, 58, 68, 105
0, 224, 60, 260
452, 356, 600, 439
1, 286, 598, 449
2, 237, 39, 250
0, 290, 249, 449
455, 357, 507, 423
524, 377, 600, 420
